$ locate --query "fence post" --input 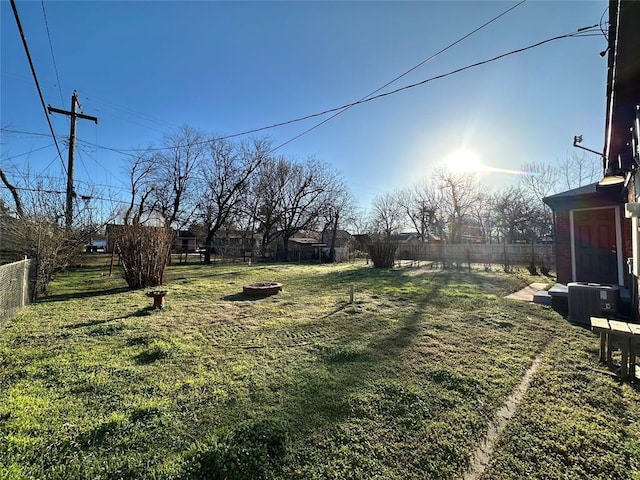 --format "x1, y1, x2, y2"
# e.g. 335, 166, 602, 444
22, 257, 28, 308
